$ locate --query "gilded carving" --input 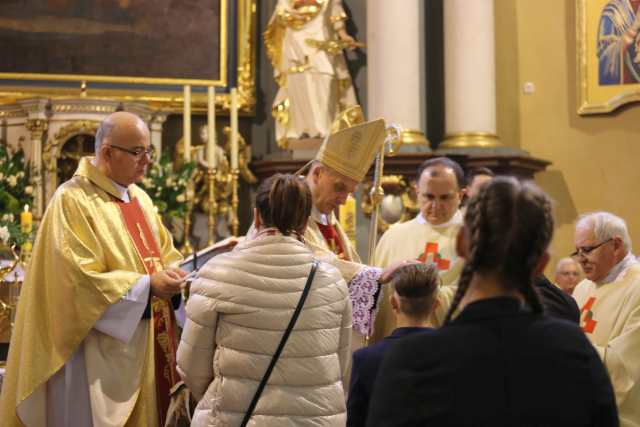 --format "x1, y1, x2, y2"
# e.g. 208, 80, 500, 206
361, 175, 418, 233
